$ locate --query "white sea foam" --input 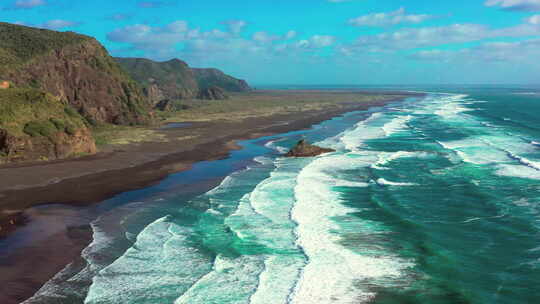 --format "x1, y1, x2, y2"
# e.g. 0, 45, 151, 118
376, 178, 417, 187
265, 139, 289, 154
254, 156, 273, 166
85, 217, 214, 304
463, 217, 482, 223
434, 102, 472, 117
250, 255, 305, 304
505, 151, 540, 171
496, 164, 540, 180
339, 113, 386, 151
373, 151, 432, 169
290, 154, 413, 304
177, 159, 305, 304
381, 115, 412, 137
241, 159, 307, 303
436, 138, 510, 165
174, 255, 264, 304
